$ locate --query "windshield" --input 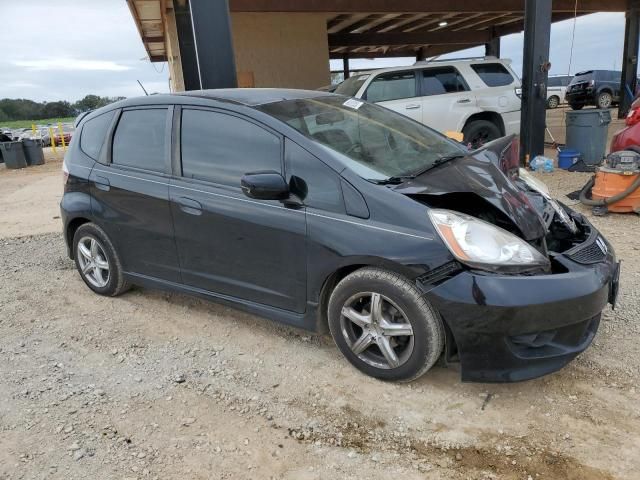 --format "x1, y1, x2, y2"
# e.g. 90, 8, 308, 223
570, 71, 593, 84
258, 96, 466, 180
334, 74, 370, 97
